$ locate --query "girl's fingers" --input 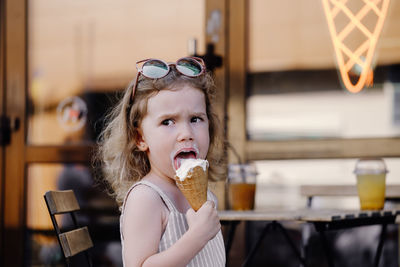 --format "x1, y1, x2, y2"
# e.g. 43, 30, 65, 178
200, 200, 214, 210
186, 208, 195, 217
208, 200, 215, 209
